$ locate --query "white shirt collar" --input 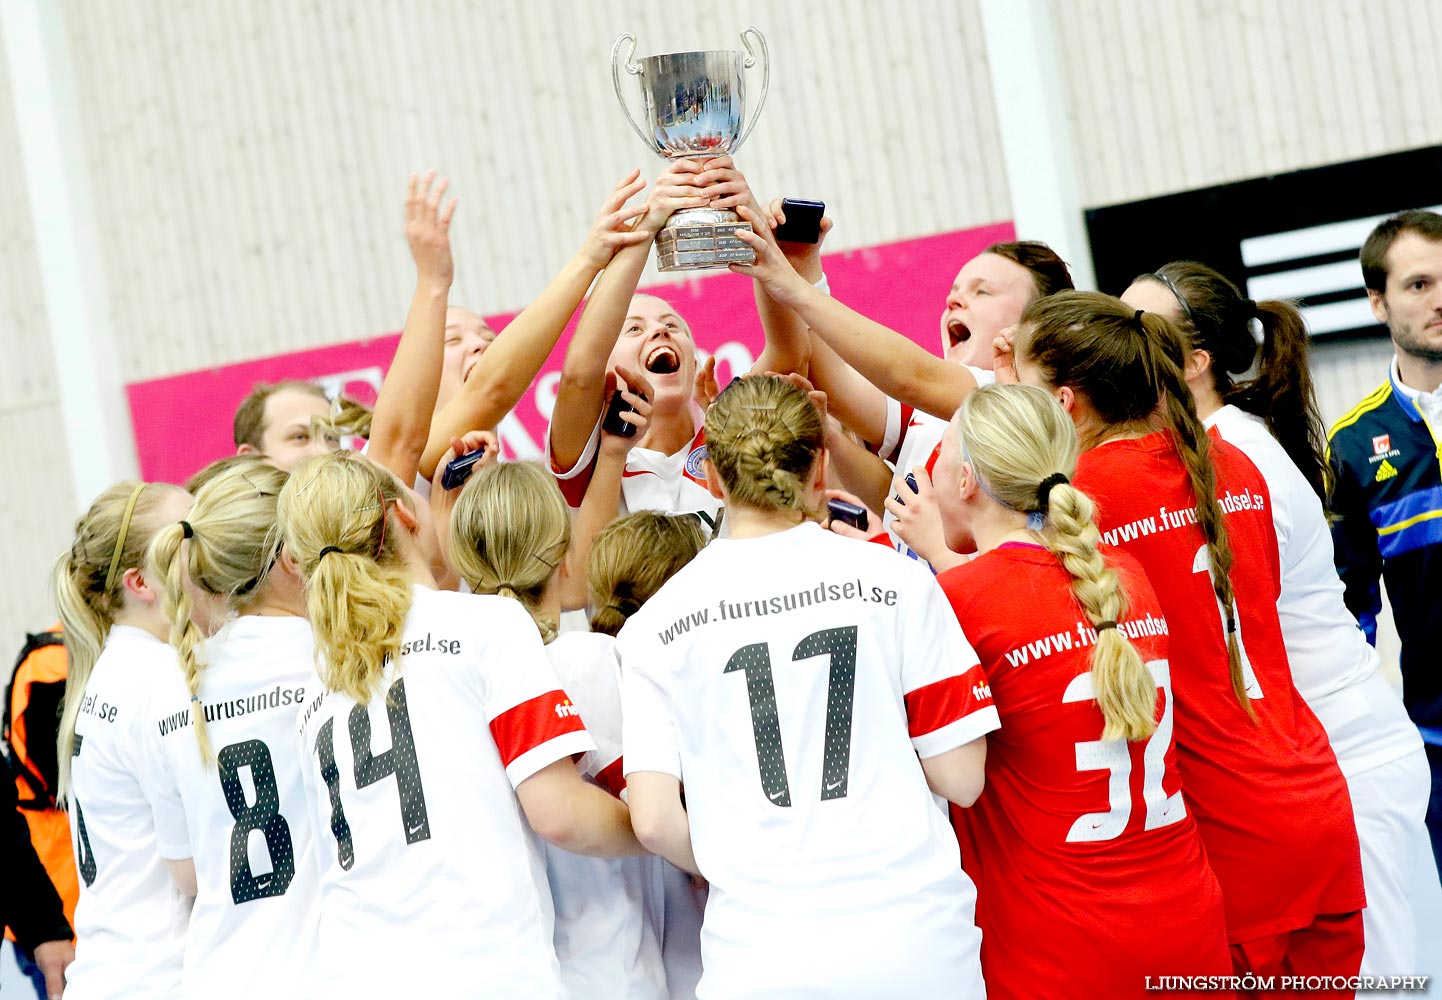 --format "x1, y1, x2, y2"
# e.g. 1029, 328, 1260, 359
1390, 355, 1442, 423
